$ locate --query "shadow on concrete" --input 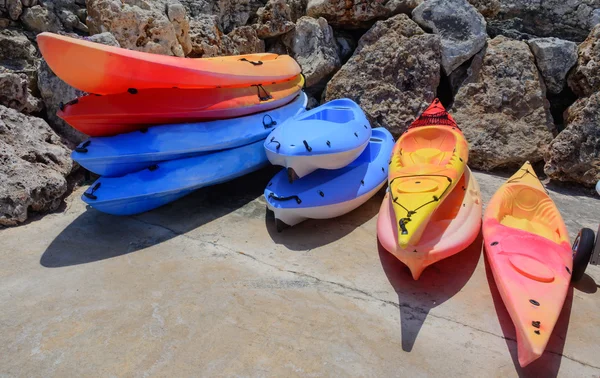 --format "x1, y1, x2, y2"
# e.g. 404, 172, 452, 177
265, 188, 385, 251
484, 255, 572, 378
40, 166, 280, 267
573, 273, 598, 294
378, 230, 483, 352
